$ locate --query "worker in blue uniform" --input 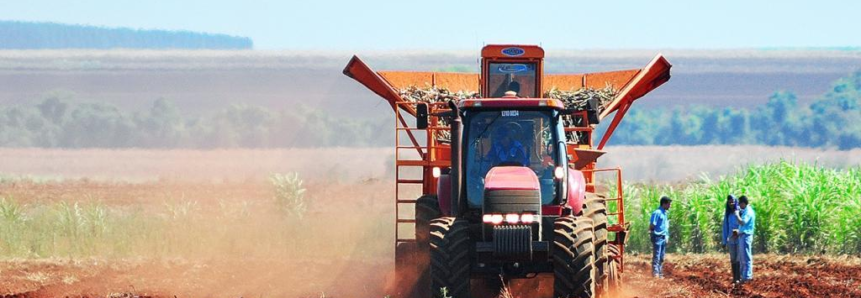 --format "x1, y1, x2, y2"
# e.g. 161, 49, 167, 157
649, 196, 672, 278
734, 195, 756, 284
722, 195, 740, 283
